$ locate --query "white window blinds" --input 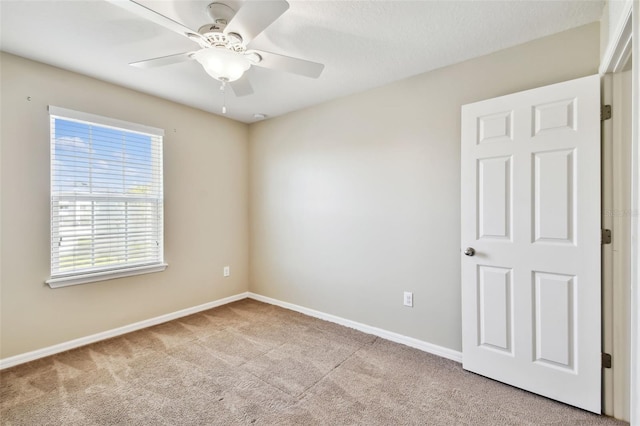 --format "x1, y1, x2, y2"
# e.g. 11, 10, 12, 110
48, 106, 165, 287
